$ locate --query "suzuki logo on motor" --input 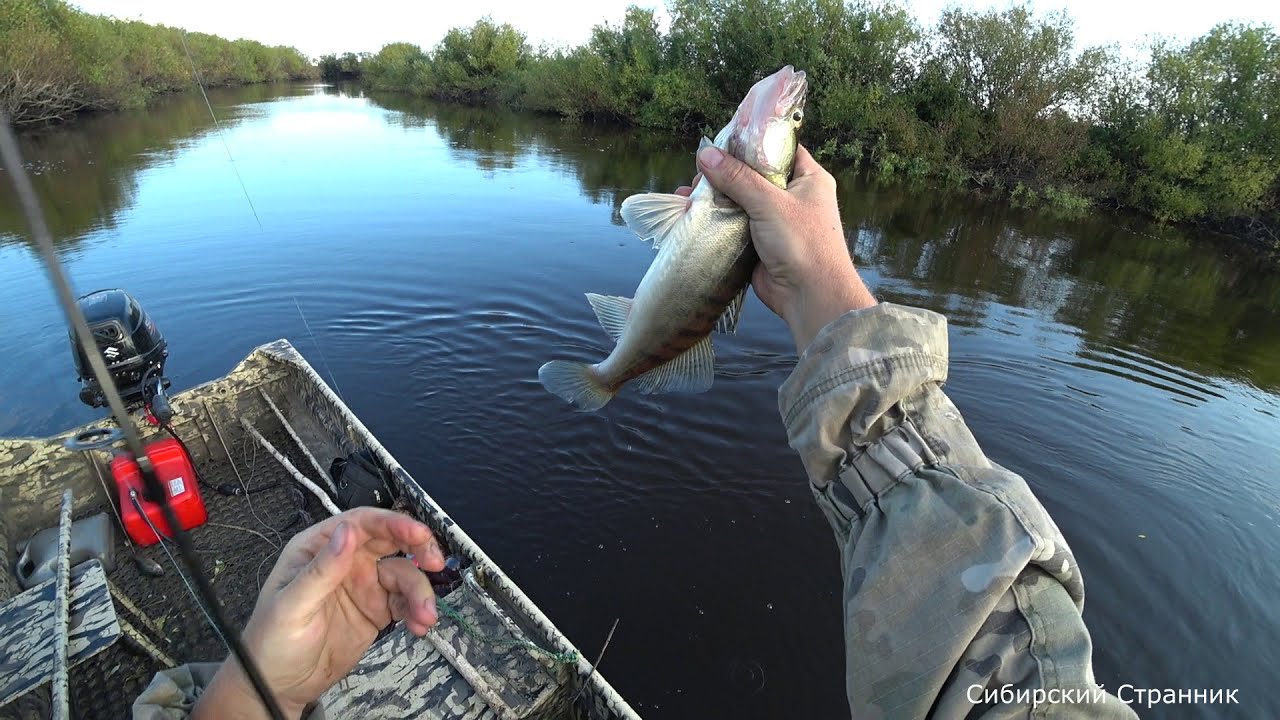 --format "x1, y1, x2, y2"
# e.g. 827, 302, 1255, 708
104, 346, 120, 359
